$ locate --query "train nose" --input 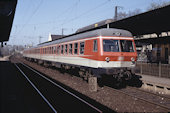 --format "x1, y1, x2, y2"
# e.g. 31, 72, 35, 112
118, 56, 124, 61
